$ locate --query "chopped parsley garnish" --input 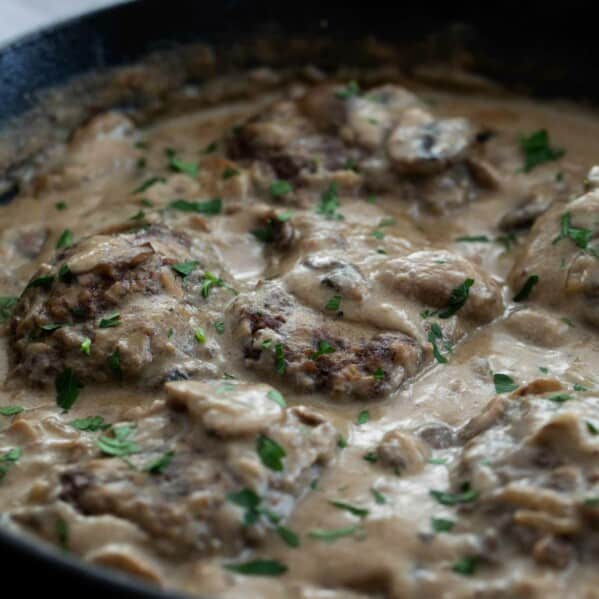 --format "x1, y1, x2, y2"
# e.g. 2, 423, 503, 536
325, 294, 341, 312
0, 296, 18, 324
56, 229, 74, 249
270, 180, 293, 198
561, 317, 575, 328
274, 343, 287, 375
223, 559, 287, 576
168, 198, 222, 215
55, 368, 83, 411
378, 217, 396, 227
69, 416, 110, 432
108, 349, 122, 380
133, 176, 165, 193
573, 383, 588, 392
337, 436, 348, 449
363, 451, 378, 463
329, 500, 369, 518
97, 424, 139, 457
311, 340, 335, 360
267, 389, 286, 408
144, 450, 174, 474
493, 373, 518, 394
194, 327, 206, 343
80, 338, 92, 355
40, 323, 64, 332
373, 368, 385, 381
55, 201, 67, 211
308, 525, 361, 542
430, 482, 479, 506
371, 230, 385, 240
335, 80, 360, 100
455, 235, 490, 243
316, 182, 343, 220
586, 421, 599, 435
140, 198, 154, 207
428, 323, 448, 364
222, 167, 239, 179
203, 141, 218, 154
171, 260, 199, 277
452, 556, 479, 576
584, 497, 599, 506
519, 129, 565, 172
56, 518, 69, 550
539, 366, 549, 374
356, 410, 370, 425
0, 406, 24, 417
26, 275, 55, 291
431, 517, 455, 533
256, 434, 286, 471
227, 488, 261, 525
58, 264, 73, 283
513, 274, 539, 301
0, 448, 21, 481
167, 152, 199, 178
129, 209, 146, 221
366, 195, 377, 204
552, 212, 594, 249
200, 271, 230, 298
428, 457, 448, 465
276, 526, 300, 547
547, 393, 572, 403
438, 278, 474, 319
371, 488, 386, 505
98, 312, 121, 328
214, 321, 225, 334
